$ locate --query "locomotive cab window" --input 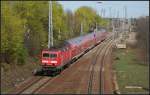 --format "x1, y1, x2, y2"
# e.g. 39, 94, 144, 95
43, 53, 57, 58
43, 53, 49, 58
50, 54, 57, 58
